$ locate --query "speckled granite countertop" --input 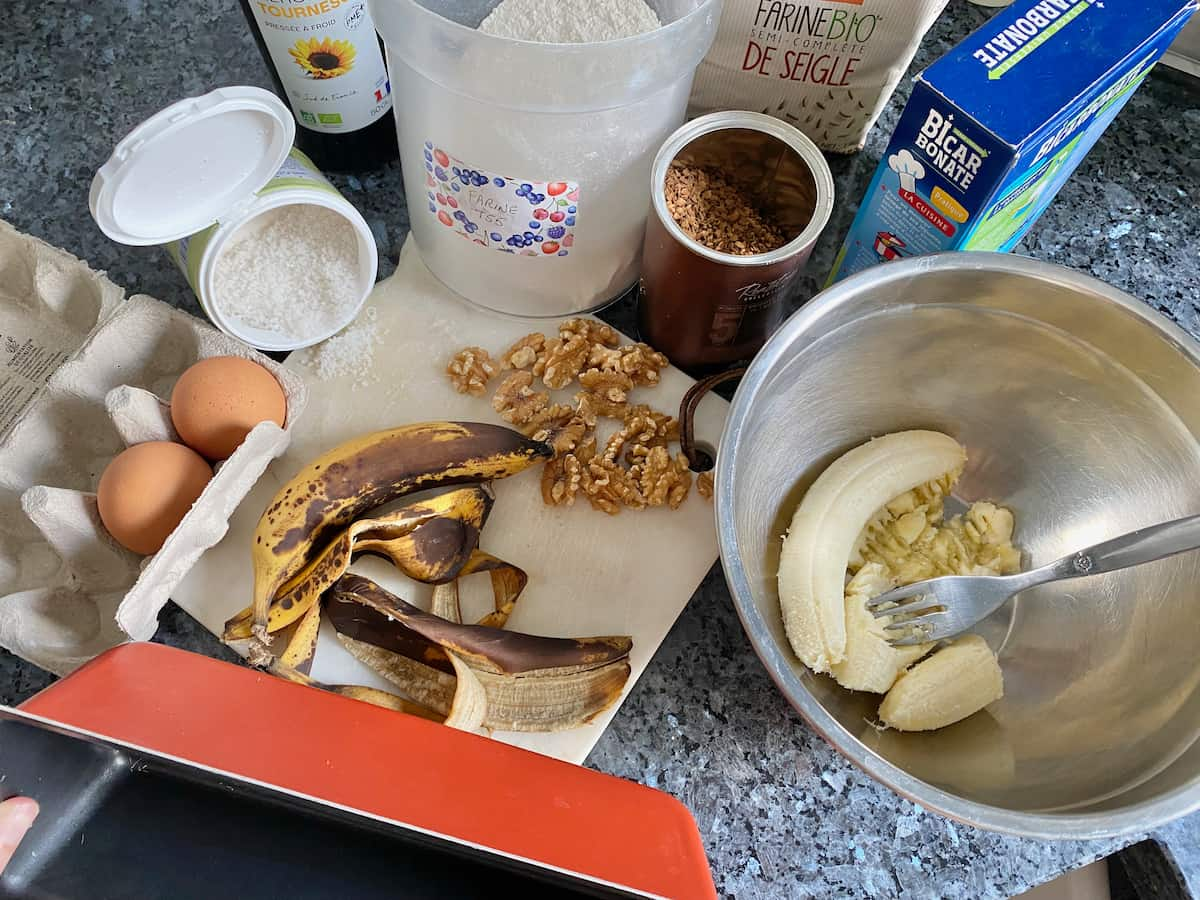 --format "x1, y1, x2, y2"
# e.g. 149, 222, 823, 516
3, 2, 1199, 897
